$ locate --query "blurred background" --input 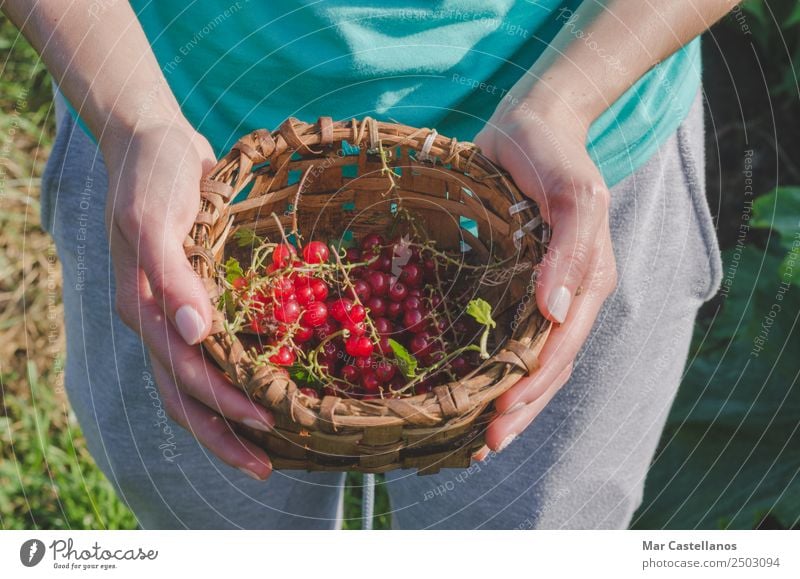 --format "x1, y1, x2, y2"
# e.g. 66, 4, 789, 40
1, 1, 797, 530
